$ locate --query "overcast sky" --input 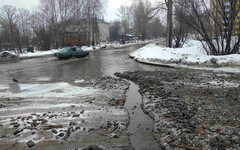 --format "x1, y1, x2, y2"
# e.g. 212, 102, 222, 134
0, 0, 157, 22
